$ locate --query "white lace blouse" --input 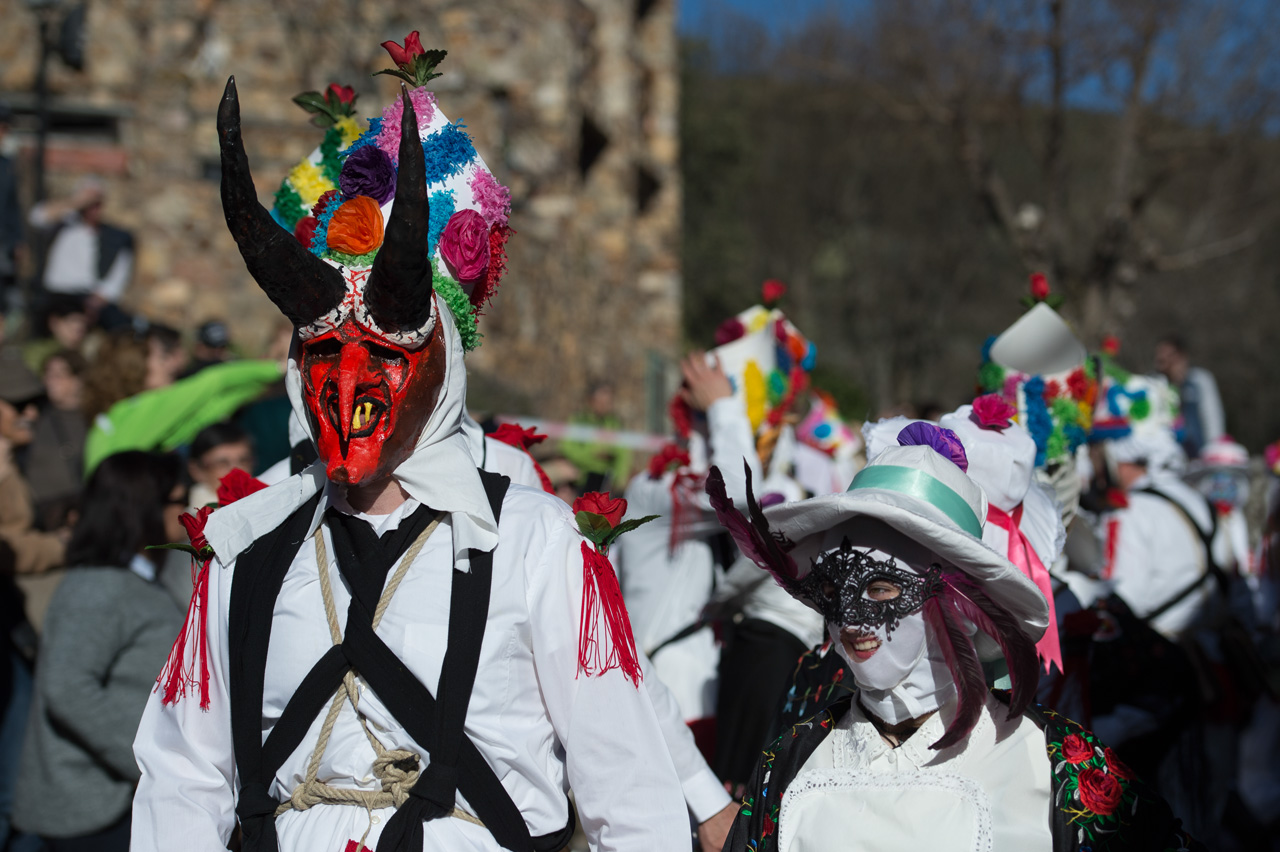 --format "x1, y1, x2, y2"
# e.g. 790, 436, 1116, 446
779, 693, 1053, 852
